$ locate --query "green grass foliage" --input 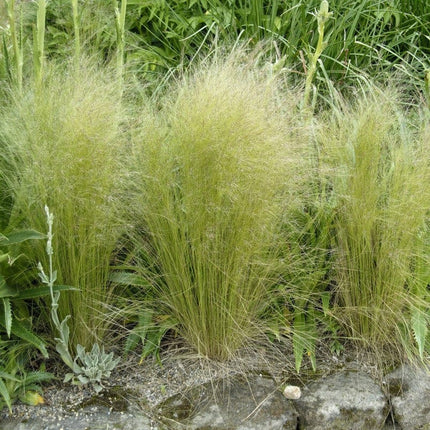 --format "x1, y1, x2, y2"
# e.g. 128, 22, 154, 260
126, 52, 304, 360
2, 1, 429, 97
319, 89, 430, 357
0, 60, 124, 350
